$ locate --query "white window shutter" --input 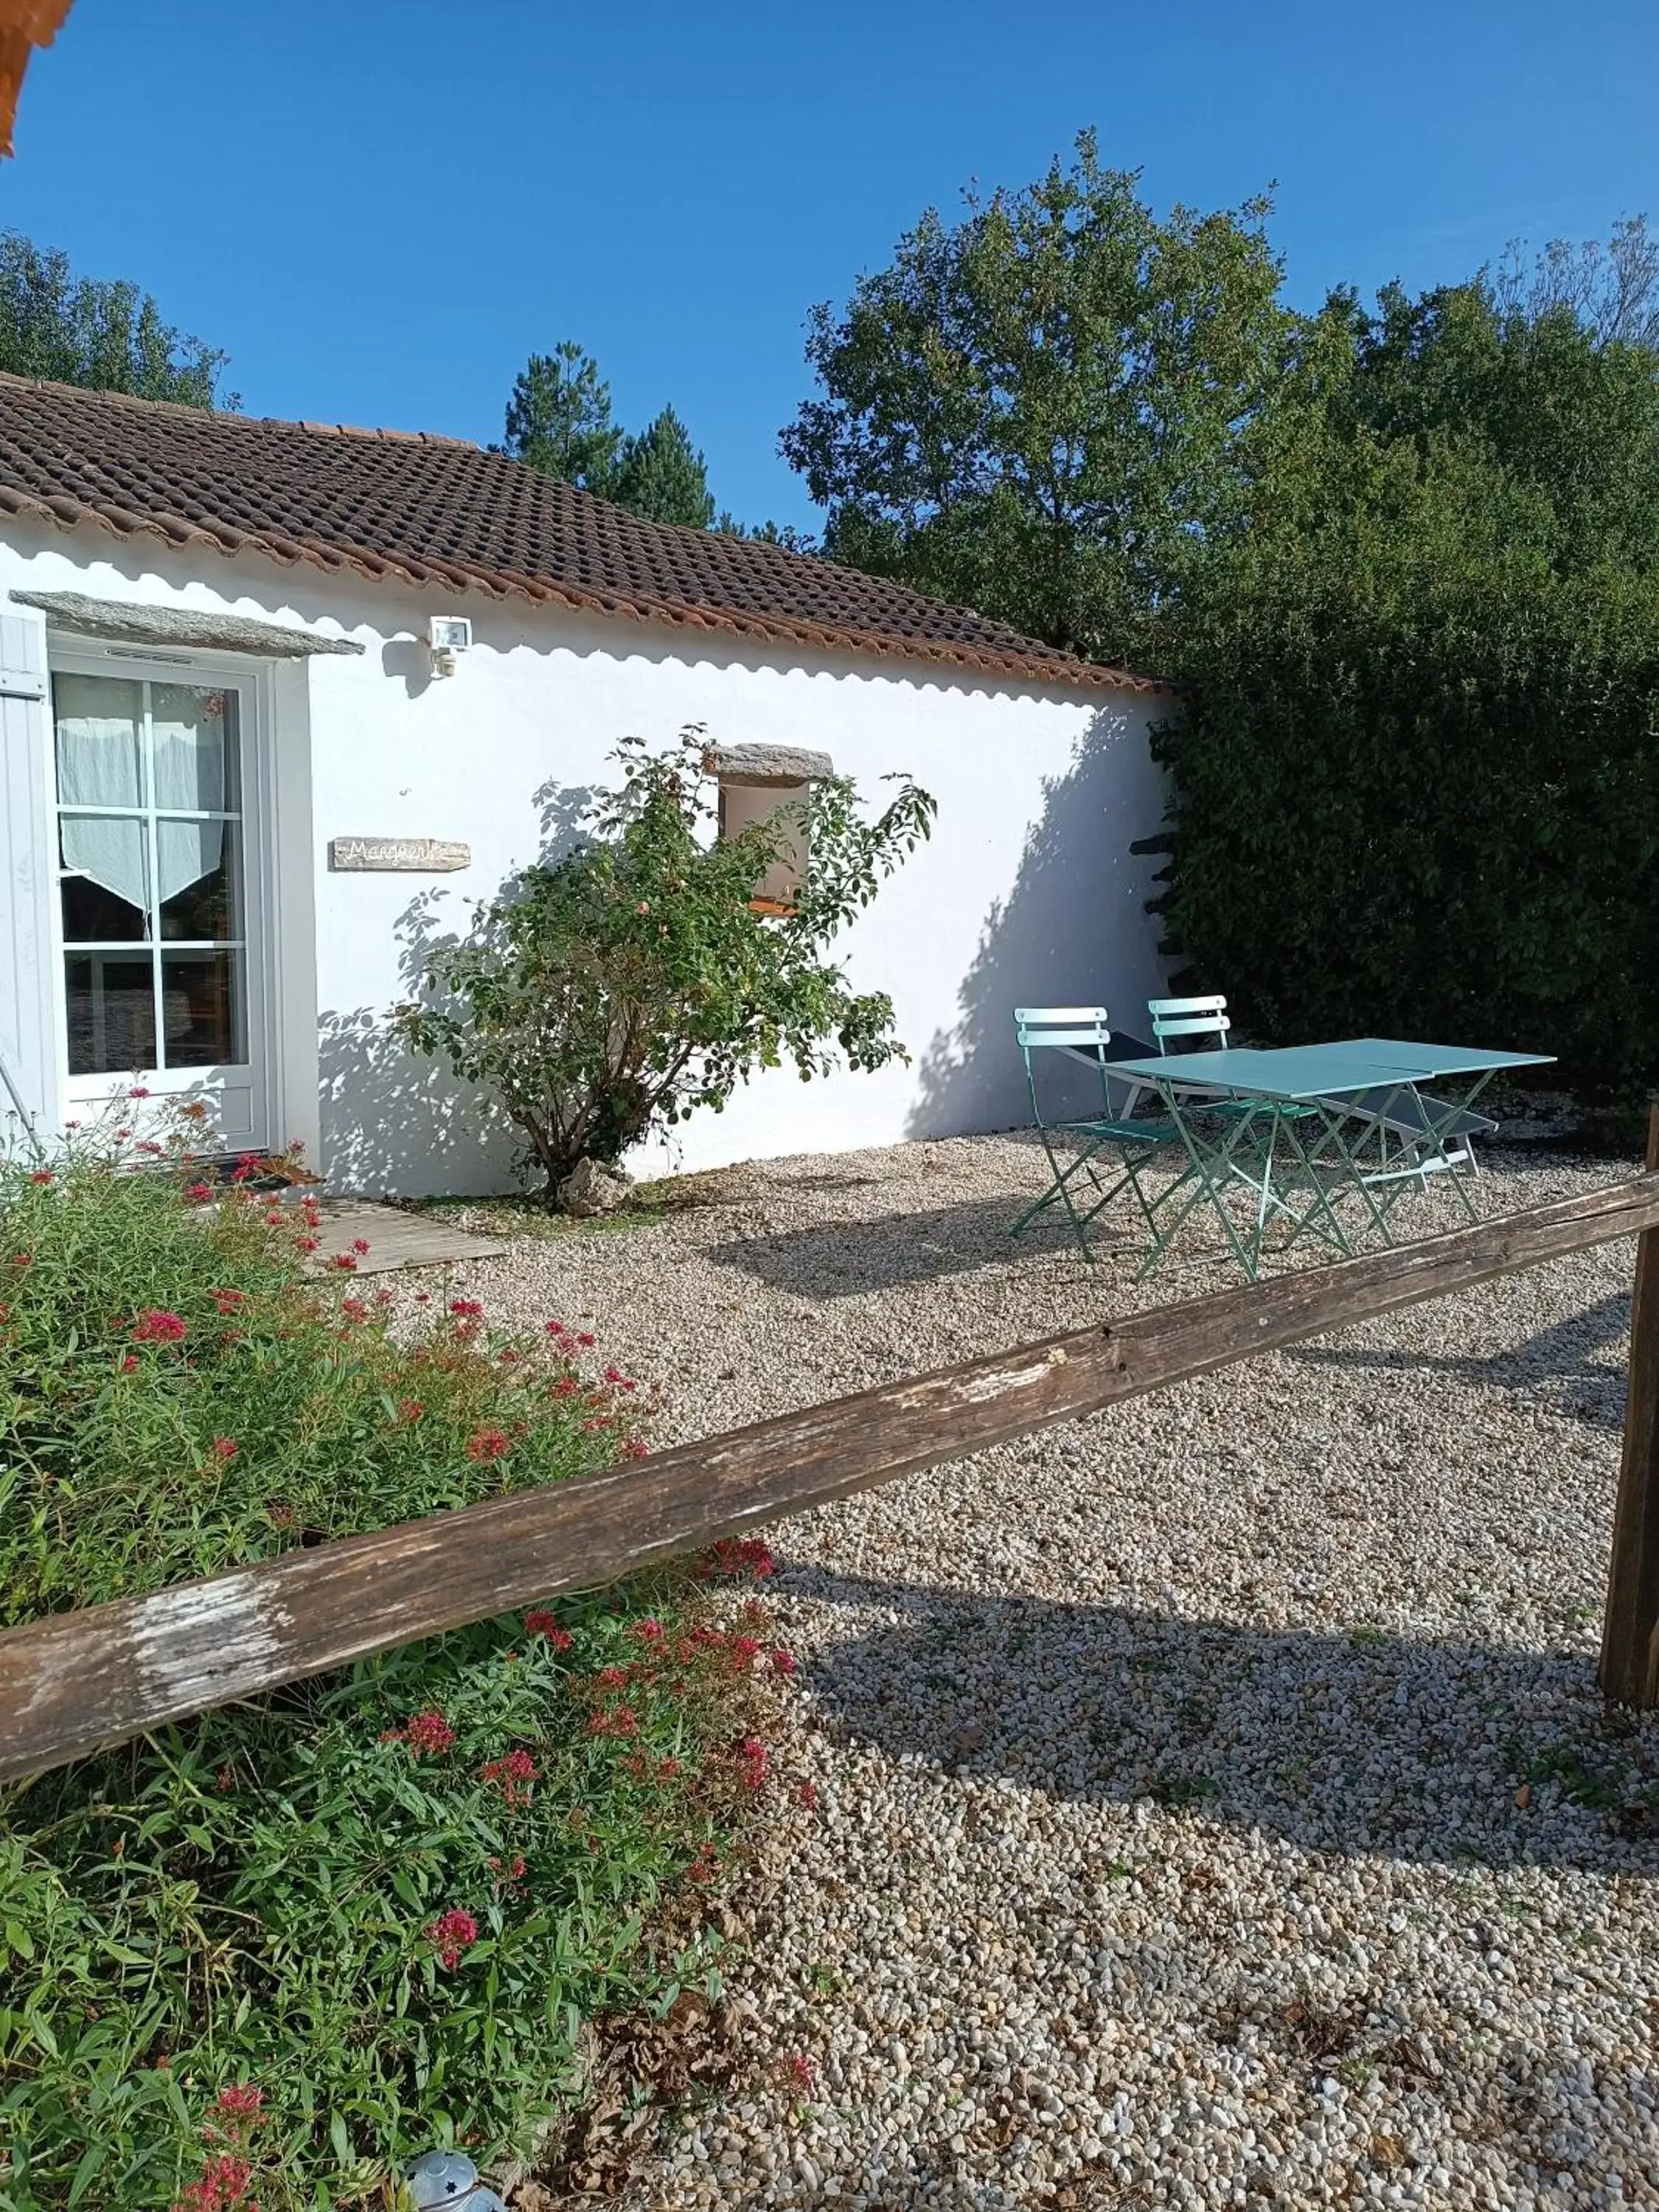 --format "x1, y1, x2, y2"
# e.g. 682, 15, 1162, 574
0, 611, 58, 1152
